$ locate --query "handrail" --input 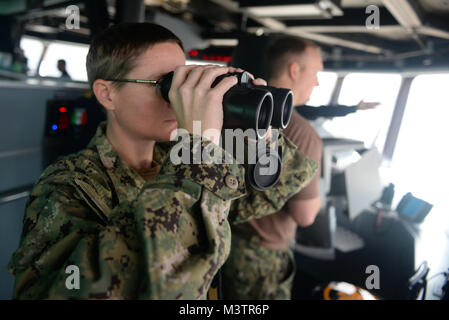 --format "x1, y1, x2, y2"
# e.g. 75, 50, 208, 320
0, 185, 34, 205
